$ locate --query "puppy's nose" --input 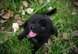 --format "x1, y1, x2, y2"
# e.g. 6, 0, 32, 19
30, 24, 36, 30
31, 26, 35, 29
